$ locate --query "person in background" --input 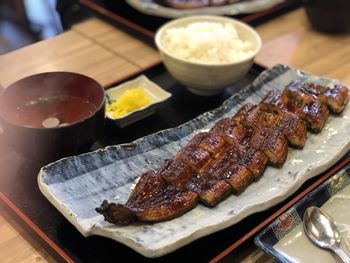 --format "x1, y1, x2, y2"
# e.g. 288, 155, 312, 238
22, 0, 63, 38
